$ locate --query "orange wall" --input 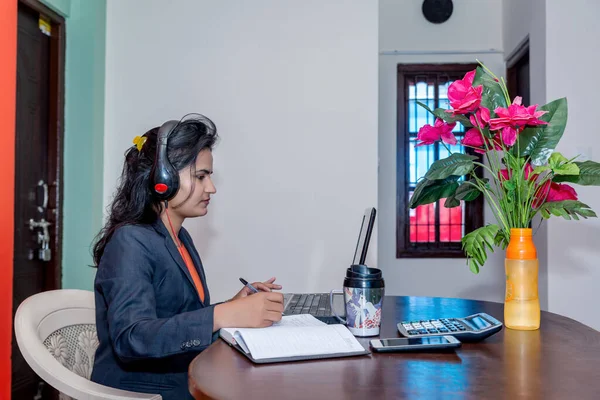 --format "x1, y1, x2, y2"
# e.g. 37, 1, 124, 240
0, 0, 17, 397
